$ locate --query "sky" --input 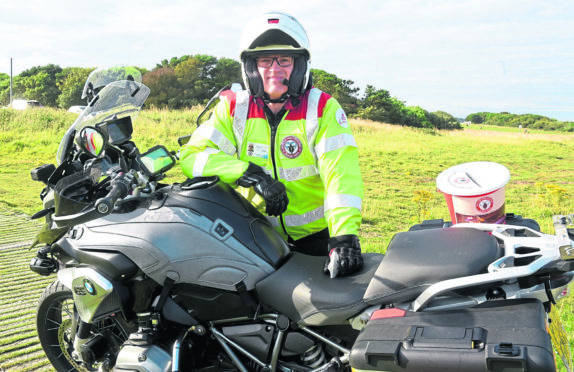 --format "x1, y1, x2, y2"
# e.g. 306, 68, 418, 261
1, 0, 573, 121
